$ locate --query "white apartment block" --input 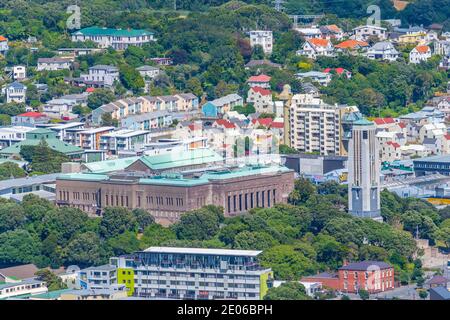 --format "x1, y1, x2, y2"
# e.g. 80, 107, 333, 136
249, 30, 273, 55
99, 129, 151, 154
0, 279, 47, 299
290, 94, 342, 155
